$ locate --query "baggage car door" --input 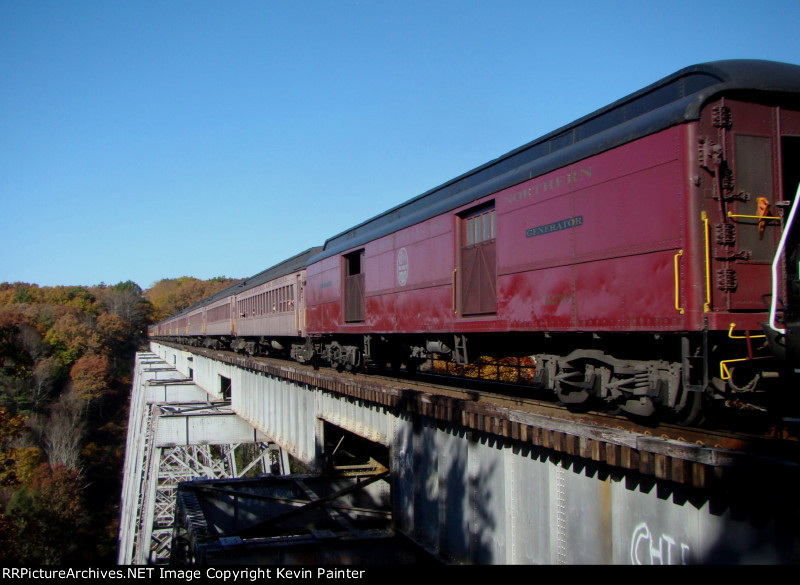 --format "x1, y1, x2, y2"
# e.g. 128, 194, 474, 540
459, 204, 497, 315
295, 272, 304, 335
344, 249, 365, 323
